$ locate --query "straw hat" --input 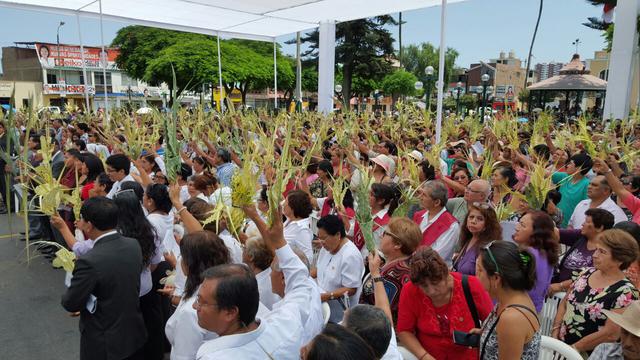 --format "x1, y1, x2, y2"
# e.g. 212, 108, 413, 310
371, 154, 394, 175
602, 301, 640, 337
